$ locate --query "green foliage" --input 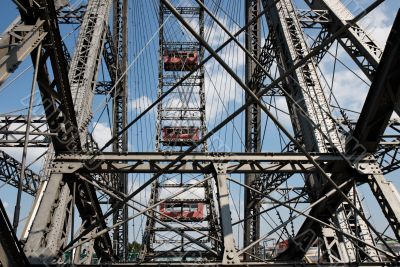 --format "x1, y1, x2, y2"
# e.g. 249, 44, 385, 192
128, 241, 141, 253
